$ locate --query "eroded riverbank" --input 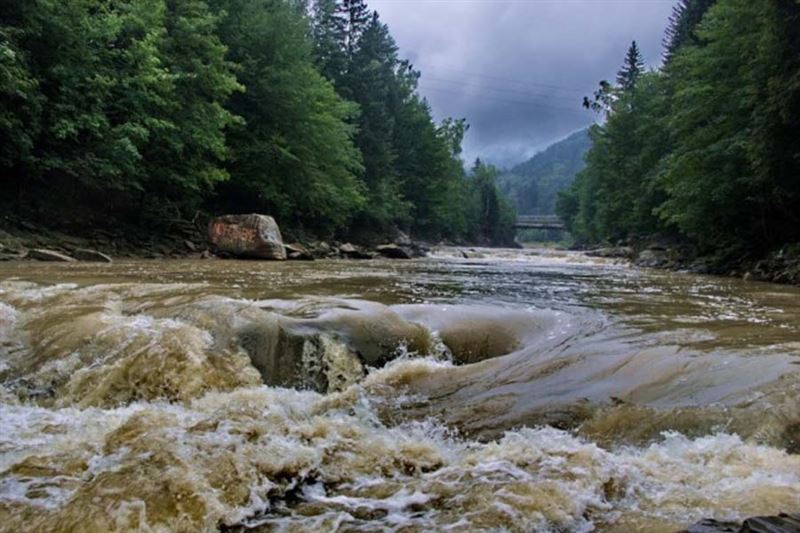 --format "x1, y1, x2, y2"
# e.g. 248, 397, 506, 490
1, 249, 799, 531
